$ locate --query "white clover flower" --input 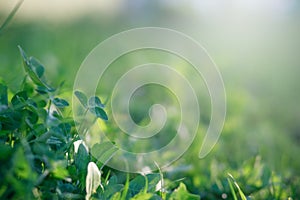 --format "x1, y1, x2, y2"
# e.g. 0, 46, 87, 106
85, 162, 101, 200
